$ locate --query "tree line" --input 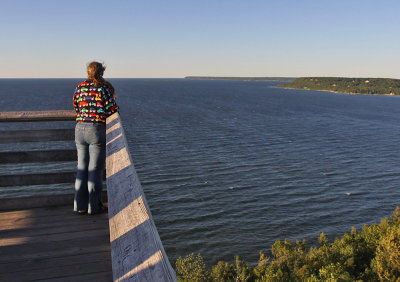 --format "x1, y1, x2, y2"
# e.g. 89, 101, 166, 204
278, 77, 400, 95
175, 207, 400, 281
